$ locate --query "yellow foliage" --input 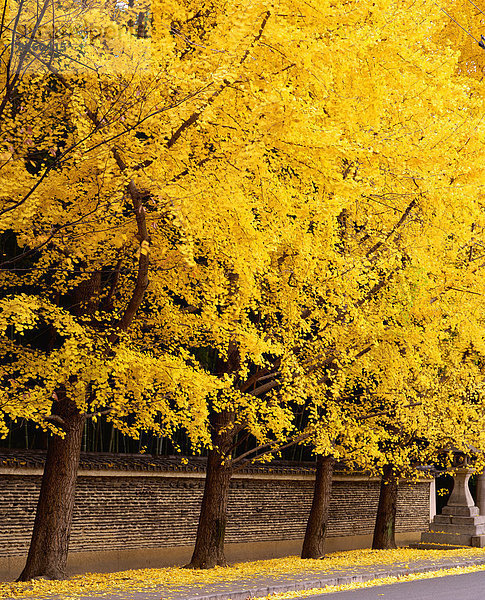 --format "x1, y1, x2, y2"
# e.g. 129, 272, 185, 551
2, 0, 485, 469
